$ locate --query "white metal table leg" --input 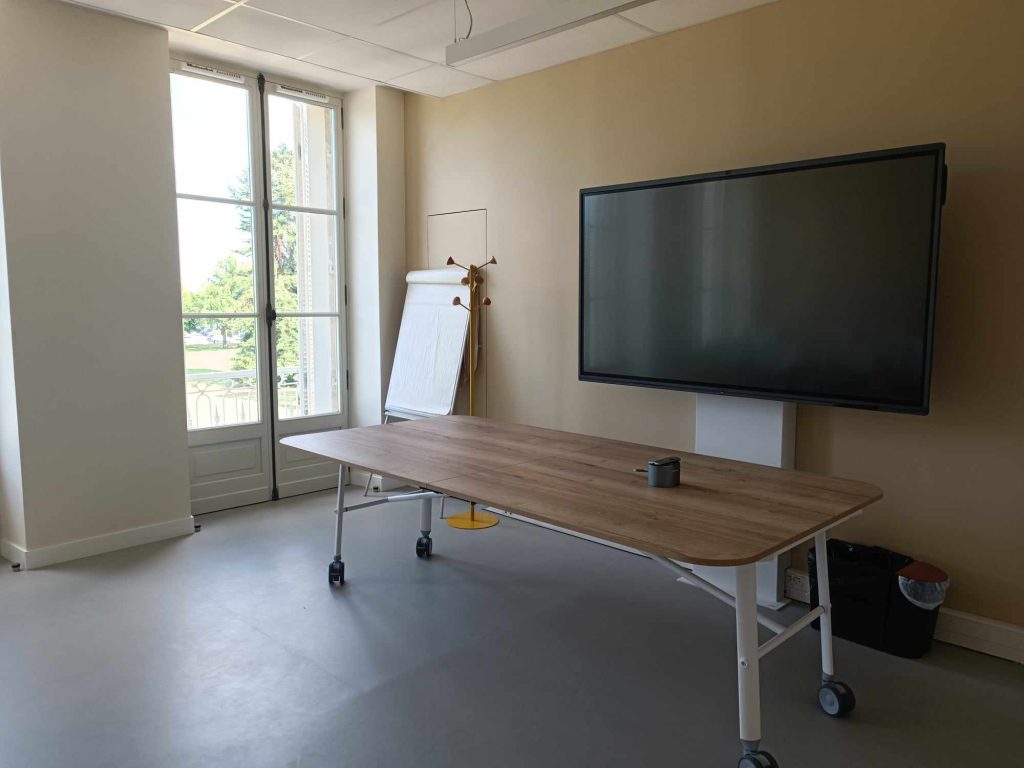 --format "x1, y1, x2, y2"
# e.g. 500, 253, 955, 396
420, 498, 432, 537
811, 530, 857, 719
416, 496, 434, 558
329, 464, 346, 584
735, 563, 762, 753
814, 531, 834, 680
334, 464, 346, 559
